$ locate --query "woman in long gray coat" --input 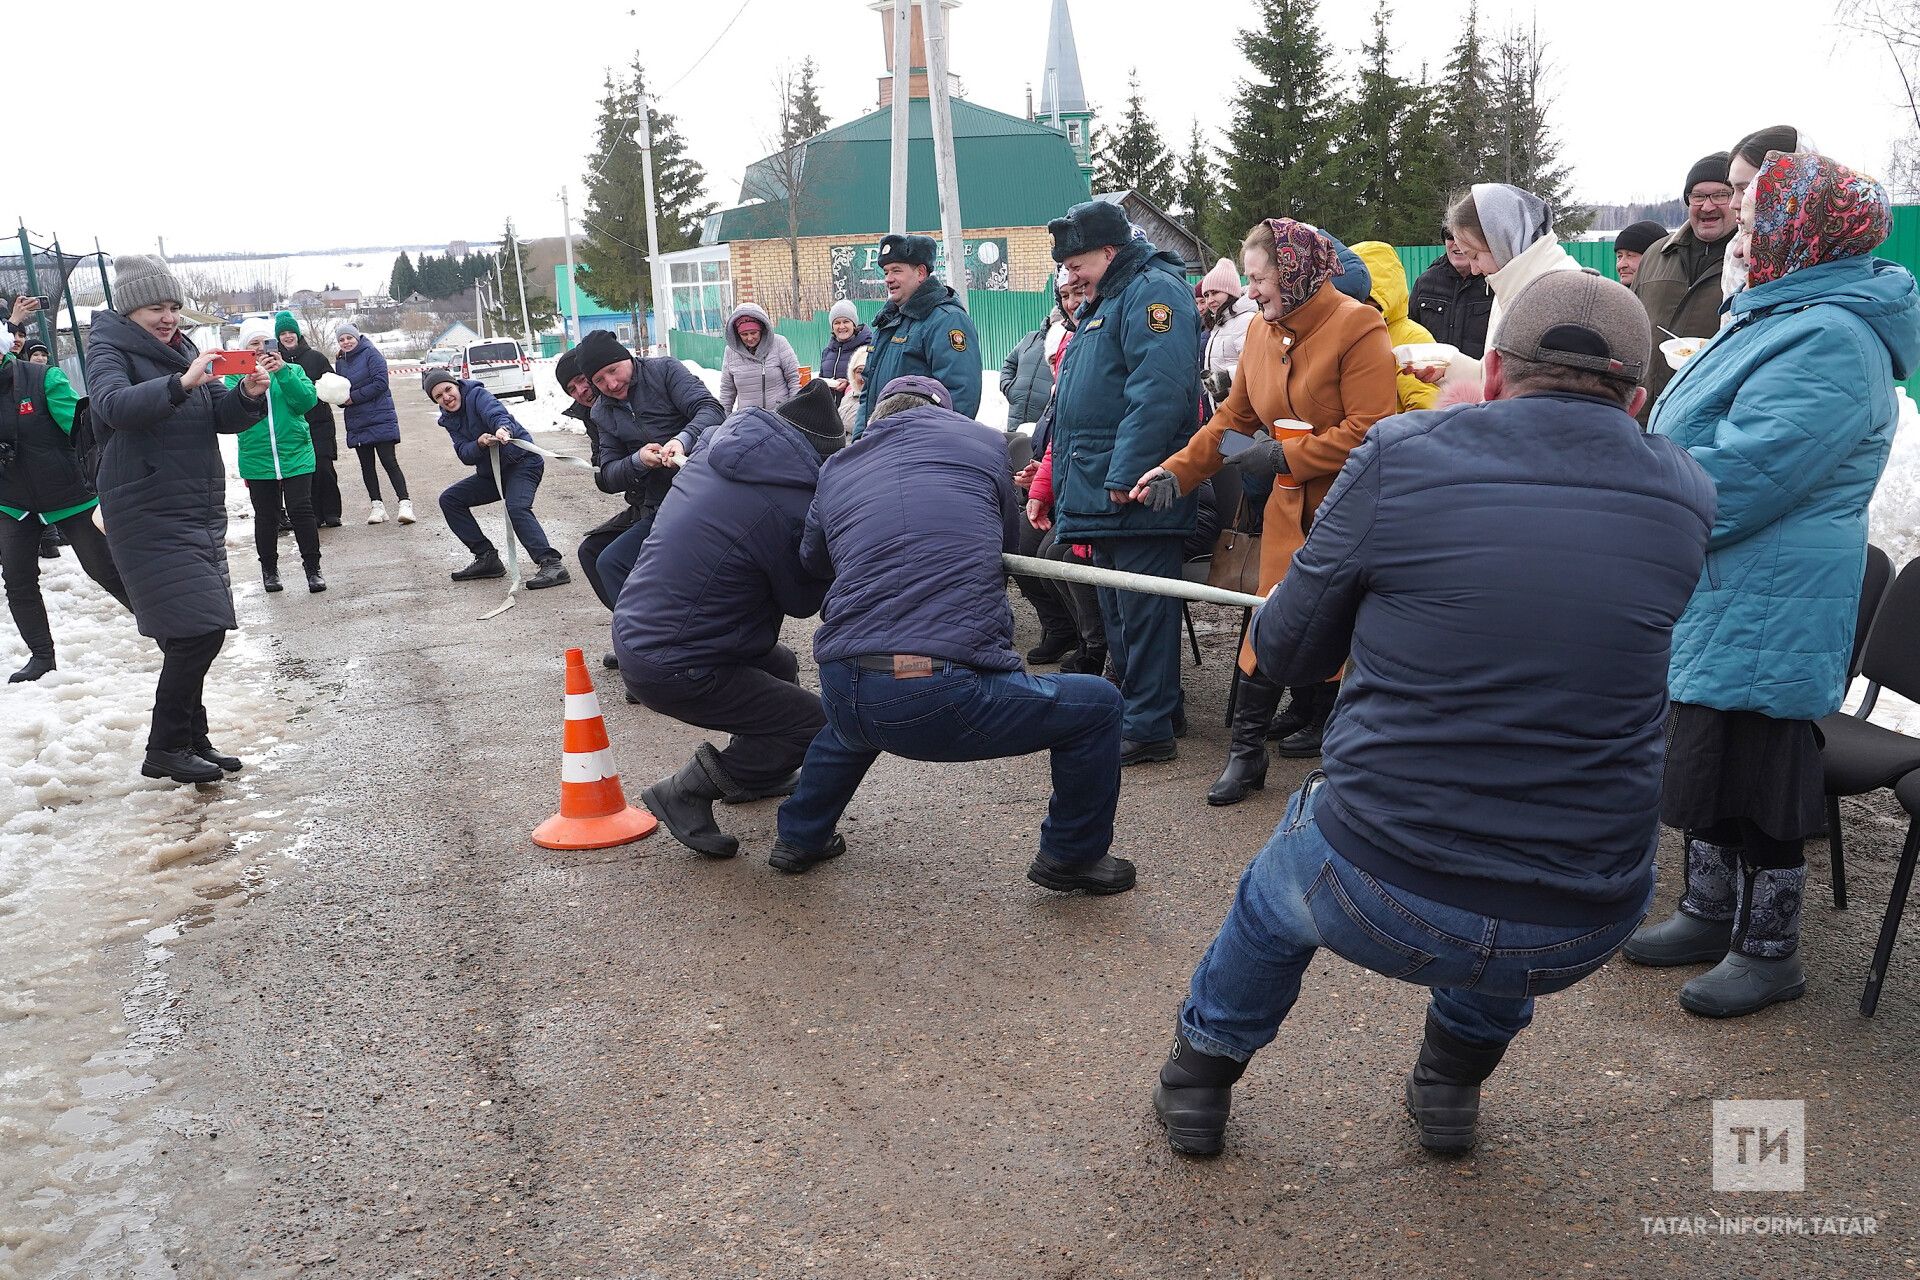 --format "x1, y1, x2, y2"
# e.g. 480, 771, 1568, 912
718, 303, 799, 412
89, 255, 271, 785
